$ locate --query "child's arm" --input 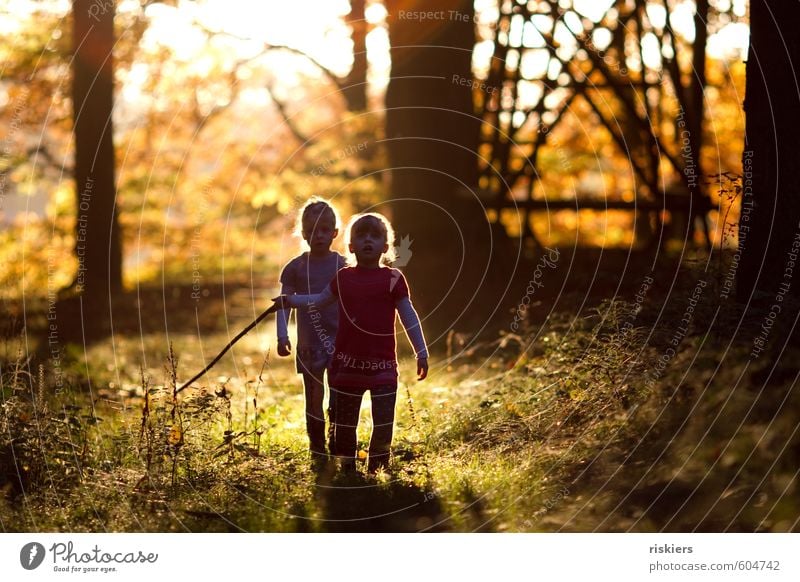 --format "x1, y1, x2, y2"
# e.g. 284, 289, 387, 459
276, 281, 295, 357
396, 296, 429, 380
273, 285, 337, 310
